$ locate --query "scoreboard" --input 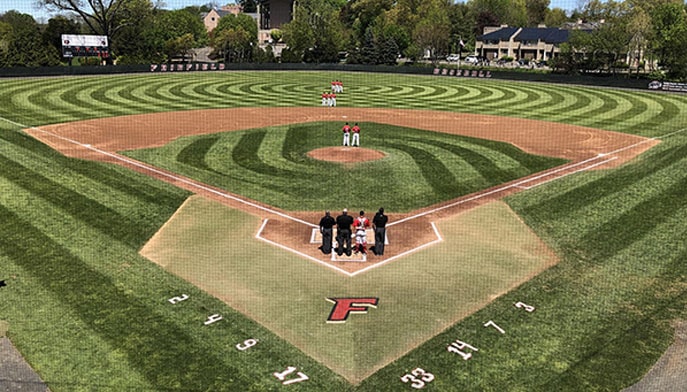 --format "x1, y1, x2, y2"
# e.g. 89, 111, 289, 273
61, 34, 109, 58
